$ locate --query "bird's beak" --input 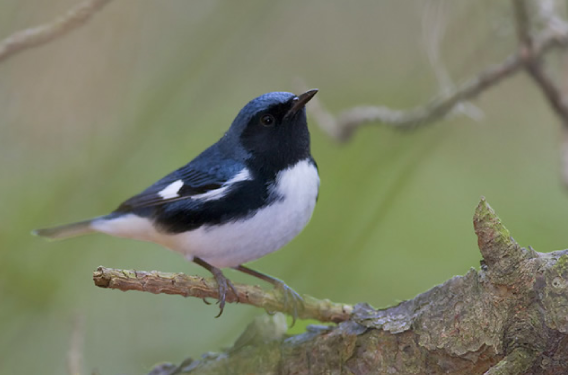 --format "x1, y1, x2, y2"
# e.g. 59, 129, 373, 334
286, 89, 318, 118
